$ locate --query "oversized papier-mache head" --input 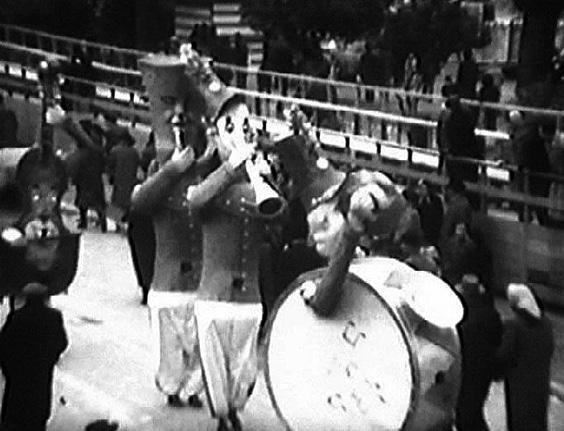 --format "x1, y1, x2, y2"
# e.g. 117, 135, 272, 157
138, 46, 236, 162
